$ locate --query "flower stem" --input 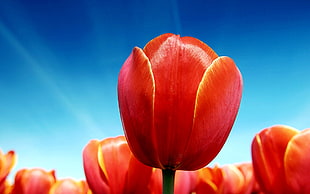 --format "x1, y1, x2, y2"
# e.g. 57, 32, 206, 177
162, 169, 176, 194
